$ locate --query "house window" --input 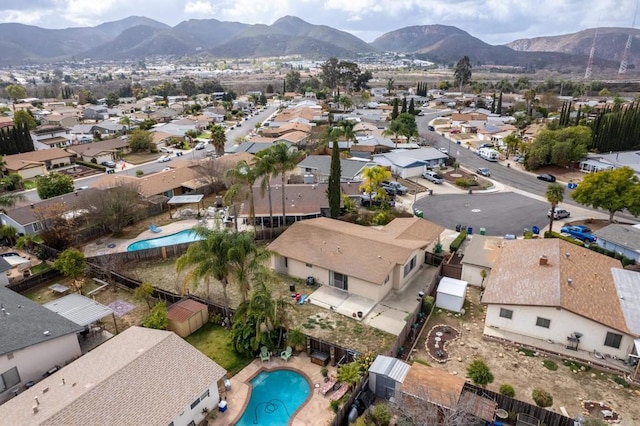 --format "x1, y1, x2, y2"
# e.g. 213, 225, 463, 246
536, 317, 551, 328
201, 390, 209, 400
190, 397, 200, 410
403, 256, 417, 277
330, 271, 348, 291
305, 263, 313, 268
0, 367, 20, 393
284, 257, 288, 267
499, 308, 513, 319
33, 221, 44, 232
604, 332, 622, 349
